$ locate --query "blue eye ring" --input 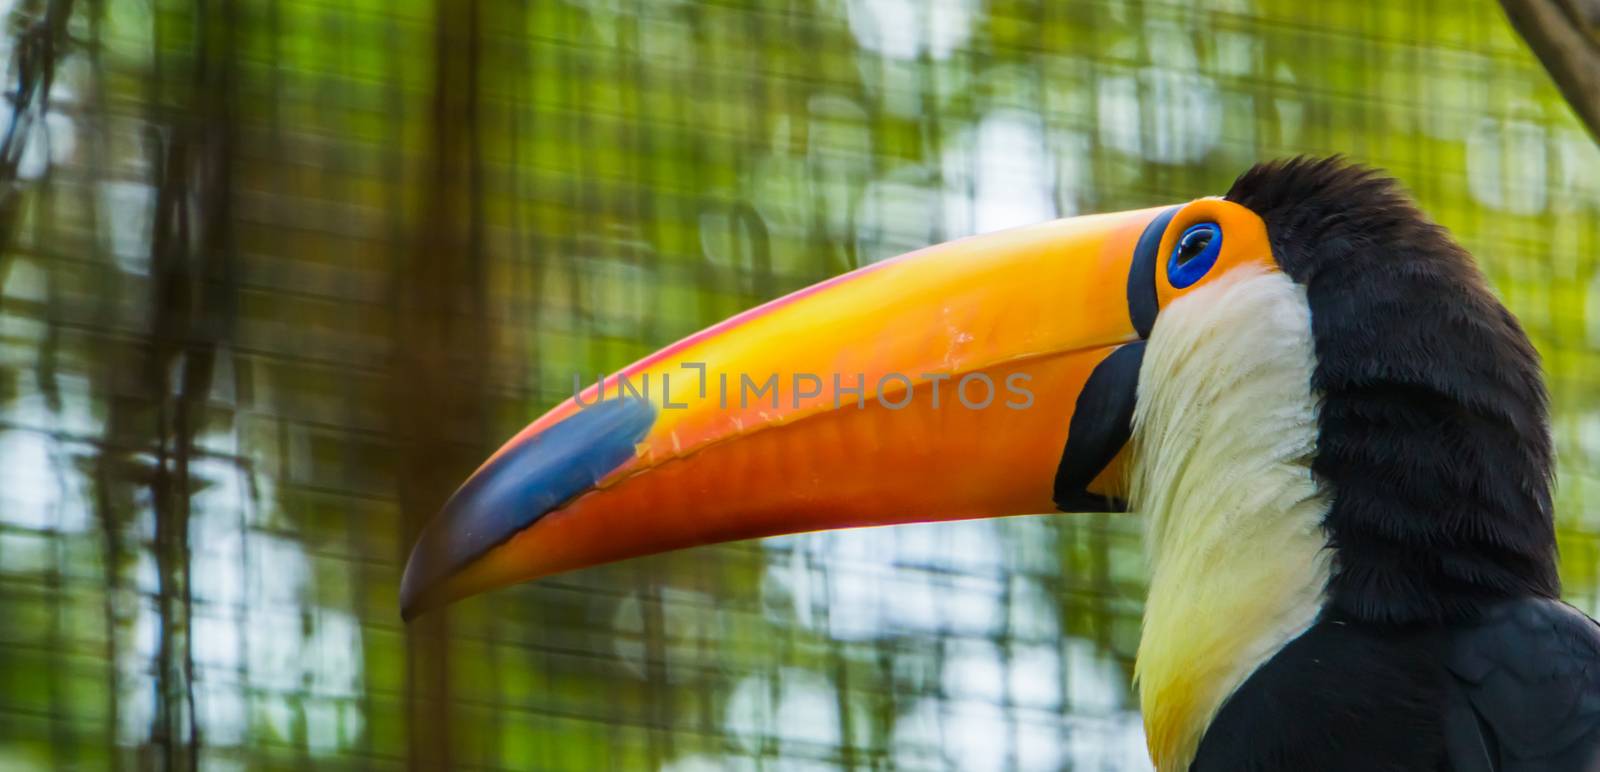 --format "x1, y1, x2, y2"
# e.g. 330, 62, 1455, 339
1167, 223, 1222, 289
